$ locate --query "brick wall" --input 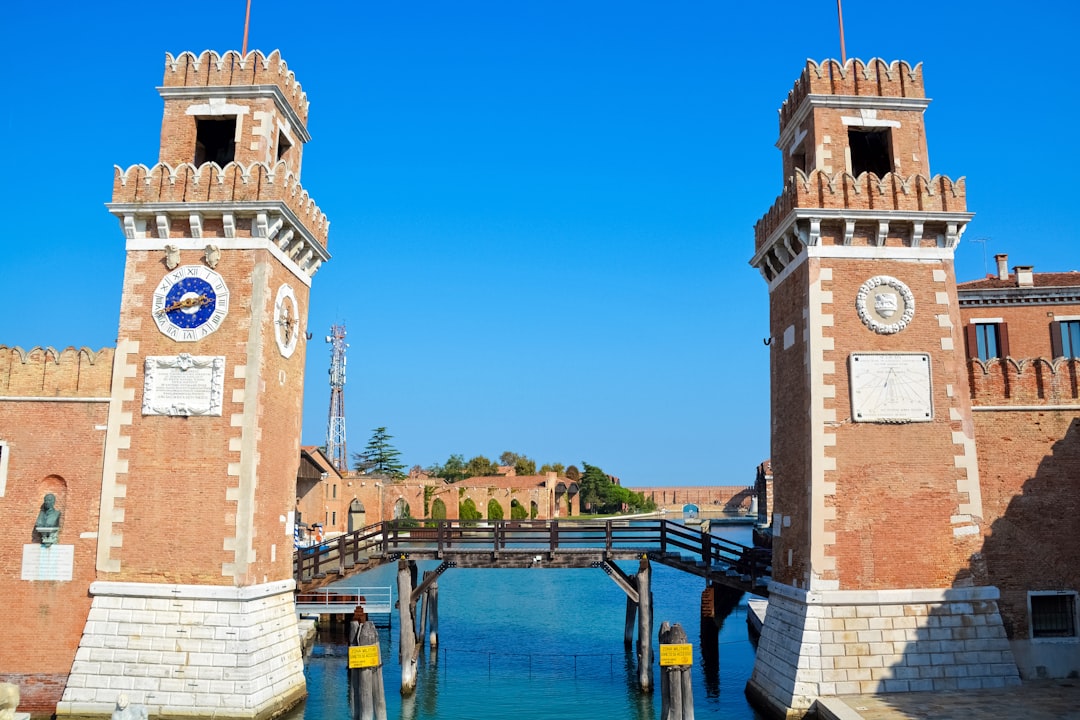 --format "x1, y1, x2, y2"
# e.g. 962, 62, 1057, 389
0, 397, 110, 710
